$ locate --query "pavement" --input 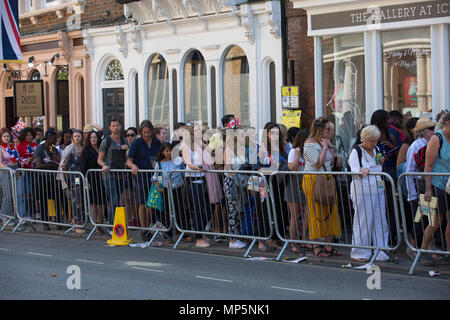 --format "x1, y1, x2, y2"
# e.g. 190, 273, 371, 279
2, 219, 450, 279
